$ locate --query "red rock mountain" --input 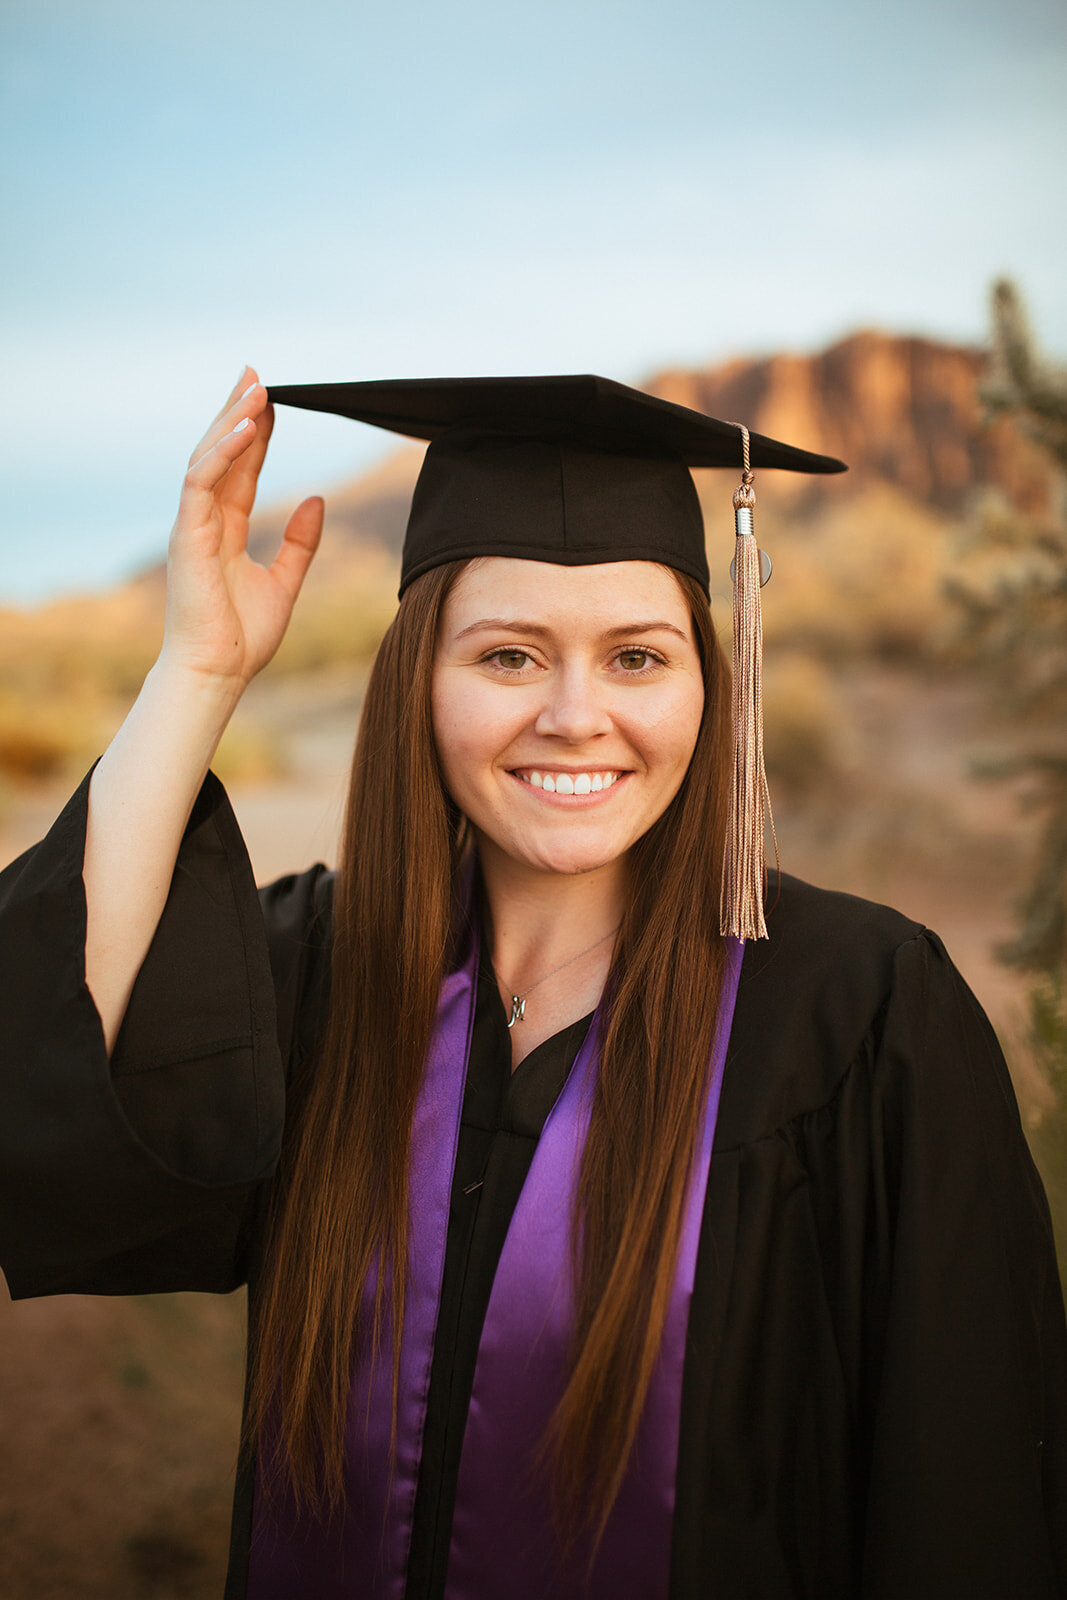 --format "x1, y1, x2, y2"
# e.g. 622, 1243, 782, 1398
649, 330, 1056, 519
